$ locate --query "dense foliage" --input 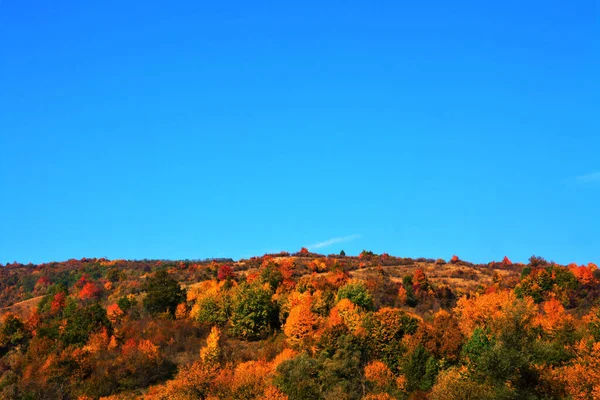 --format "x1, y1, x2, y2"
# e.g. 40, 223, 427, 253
0, 253, 598, 399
